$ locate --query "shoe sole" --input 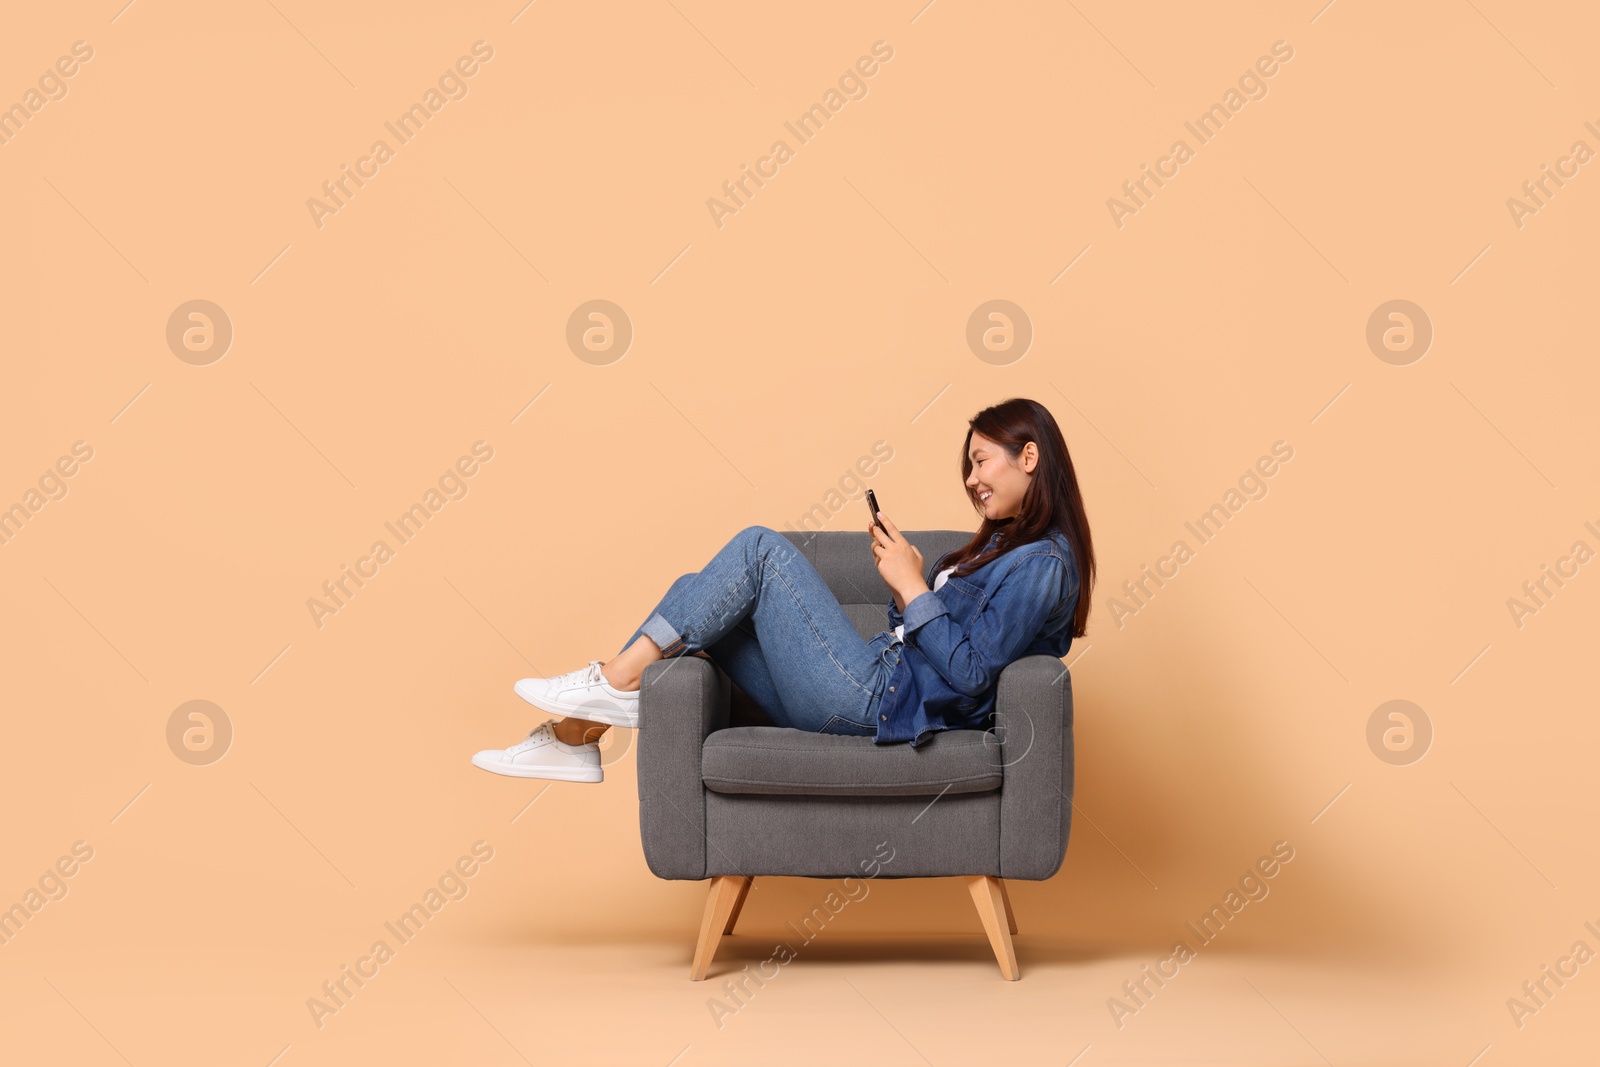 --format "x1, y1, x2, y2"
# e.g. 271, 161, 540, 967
513, 679, 640, 729
471, 753, 602, 782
